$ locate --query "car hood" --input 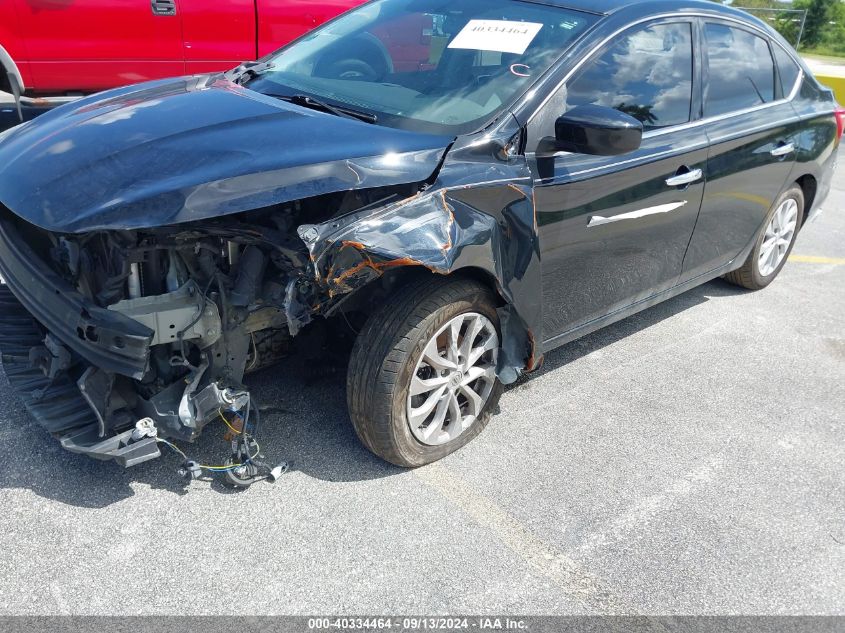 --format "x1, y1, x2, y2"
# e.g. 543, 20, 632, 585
0, 76, 453, 233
